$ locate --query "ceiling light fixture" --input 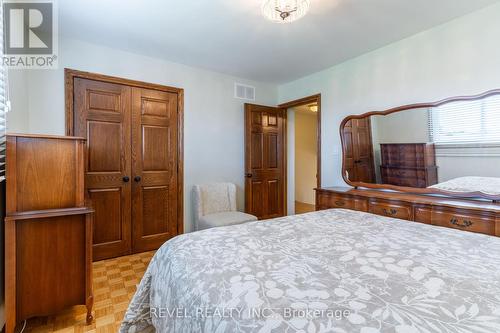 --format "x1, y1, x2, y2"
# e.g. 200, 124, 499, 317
261, 0, 311, 24
309, 104, 318, 112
